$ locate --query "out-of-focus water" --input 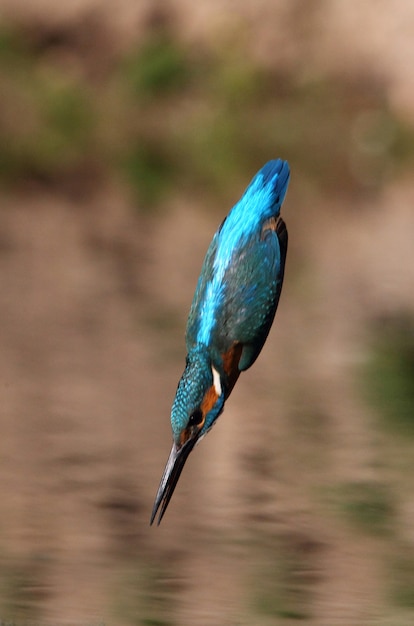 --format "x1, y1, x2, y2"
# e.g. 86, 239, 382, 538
0, 175, 413, 625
